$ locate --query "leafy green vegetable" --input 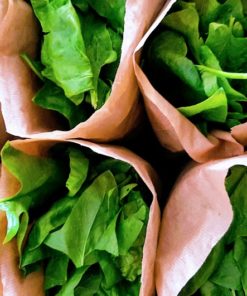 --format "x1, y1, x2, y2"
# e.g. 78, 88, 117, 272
0, 142, 149, 295
79, 12, 117, 108
33, 82, 89, 129
143, 0, 247, 134
23, 0, 126, 129
0, 142, 67, 251
31, 0, 94, 104
178, 88, 228, 123
86, 0, 126, 33
179, 165, 247, 295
